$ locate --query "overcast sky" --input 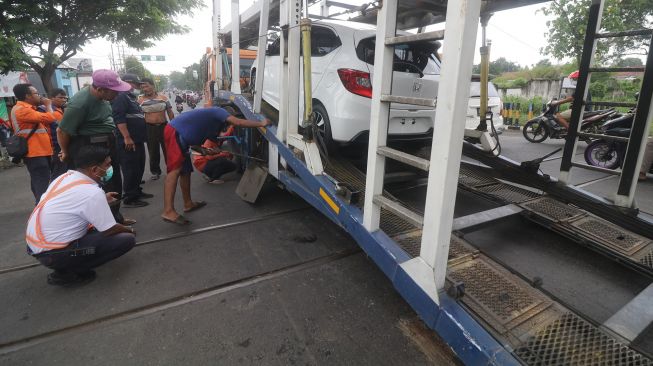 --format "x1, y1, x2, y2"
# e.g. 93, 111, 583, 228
78, 2, 560, 76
